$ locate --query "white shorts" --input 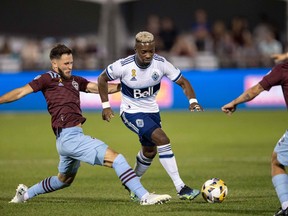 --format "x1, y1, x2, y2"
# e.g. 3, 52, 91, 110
274, 130, 288, 166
